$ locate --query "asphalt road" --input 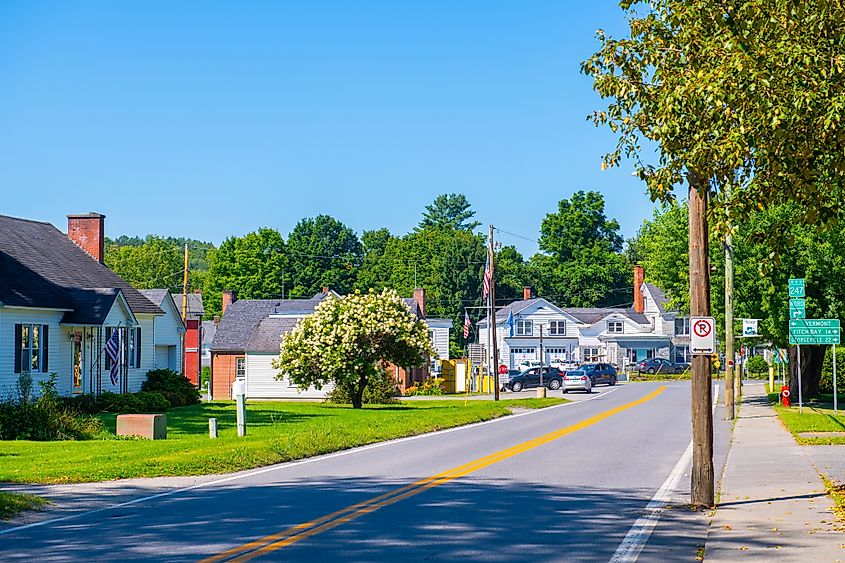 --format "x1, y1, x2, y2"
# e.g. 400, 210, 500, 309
0, 382, 730, 562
